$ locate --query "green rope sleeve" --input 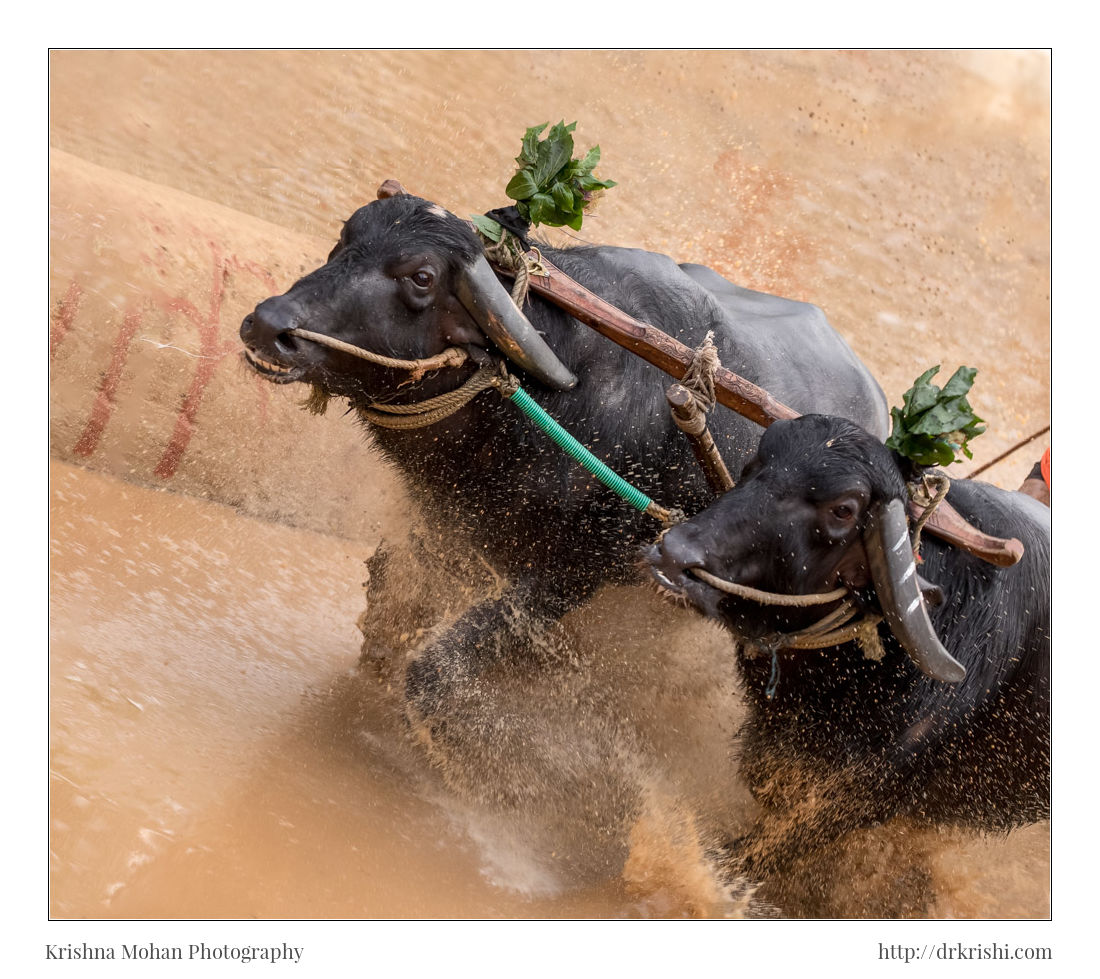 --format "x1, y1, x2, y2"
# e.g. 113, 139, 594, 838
504, 385, 655, 514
